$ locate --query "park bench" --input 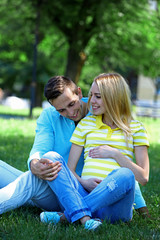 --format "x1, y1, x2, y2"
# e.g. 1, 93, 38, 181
134, 100, 160, 119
